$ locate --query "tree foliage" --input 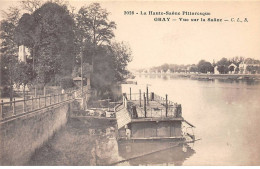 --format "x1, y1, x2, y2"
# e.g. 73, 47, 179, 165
0, 6, 21, 99
110, 41, 132, 82
76, 3, 116, 46
1, 2, 133, 100
217, 58, 230, 74
15, 2, 75, 85
197, 60, 213, 73
13, 61, 35, 87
